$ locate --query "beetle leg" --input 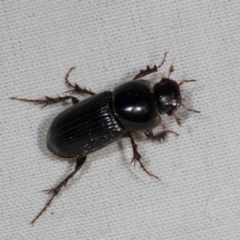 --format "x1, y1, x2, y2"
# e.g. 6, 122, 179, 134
145, 129, 179, 142
11, 95, 79, 108
125, 132, 159, 180
30, 156, 87, 225
65, 67, 96, 95
133, 52, 168, 80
